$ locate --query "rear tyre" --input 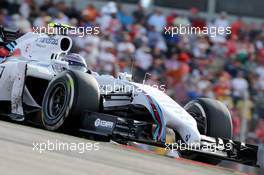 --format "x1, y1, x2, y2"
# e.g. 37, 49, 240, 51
41, 70, 100, 131
184, 98, 233, 164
